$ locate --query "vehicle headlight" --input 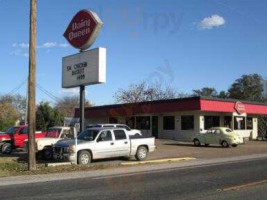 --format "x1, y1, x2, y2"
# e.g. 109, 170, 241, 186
69, 145, 75, 153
